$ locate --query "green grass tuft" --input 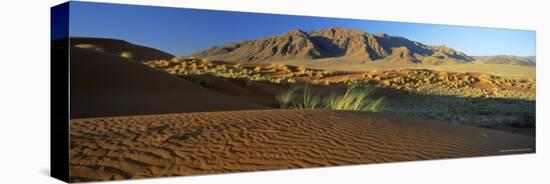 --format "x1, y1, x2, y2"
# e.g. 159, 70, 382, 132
276, 84, 385, 112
